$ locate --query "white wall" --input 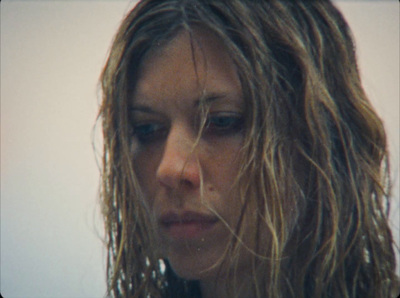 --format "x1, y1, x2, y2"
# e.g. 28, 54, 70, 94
1, 1, 398, 297
1, 1, 136, 297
